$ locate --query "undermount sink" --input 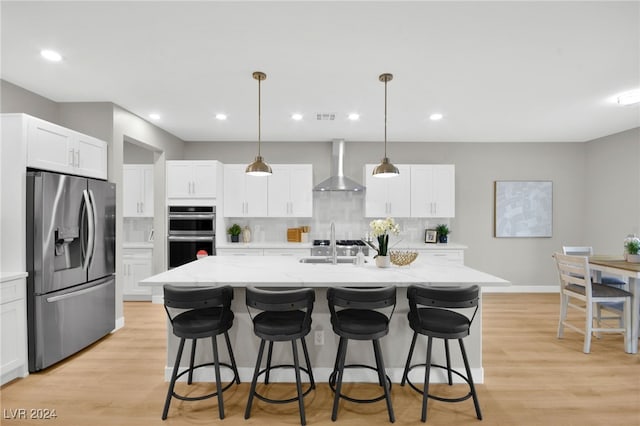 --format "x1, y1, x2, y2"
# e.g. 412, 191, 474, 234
299, 257, 365, 264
